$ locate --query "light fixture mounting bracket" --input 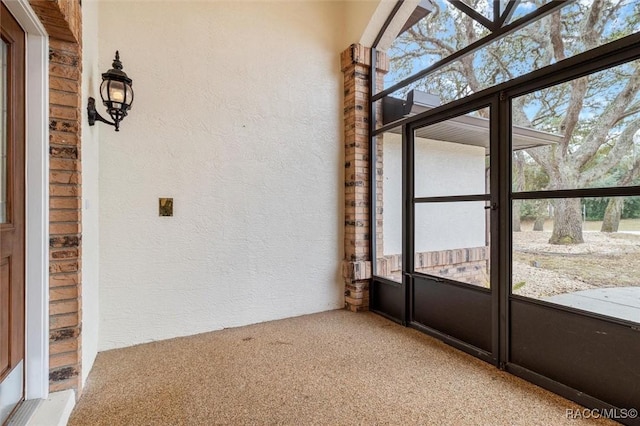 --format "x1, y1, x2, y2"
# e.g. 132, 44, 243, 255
87, 97, 120, 130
